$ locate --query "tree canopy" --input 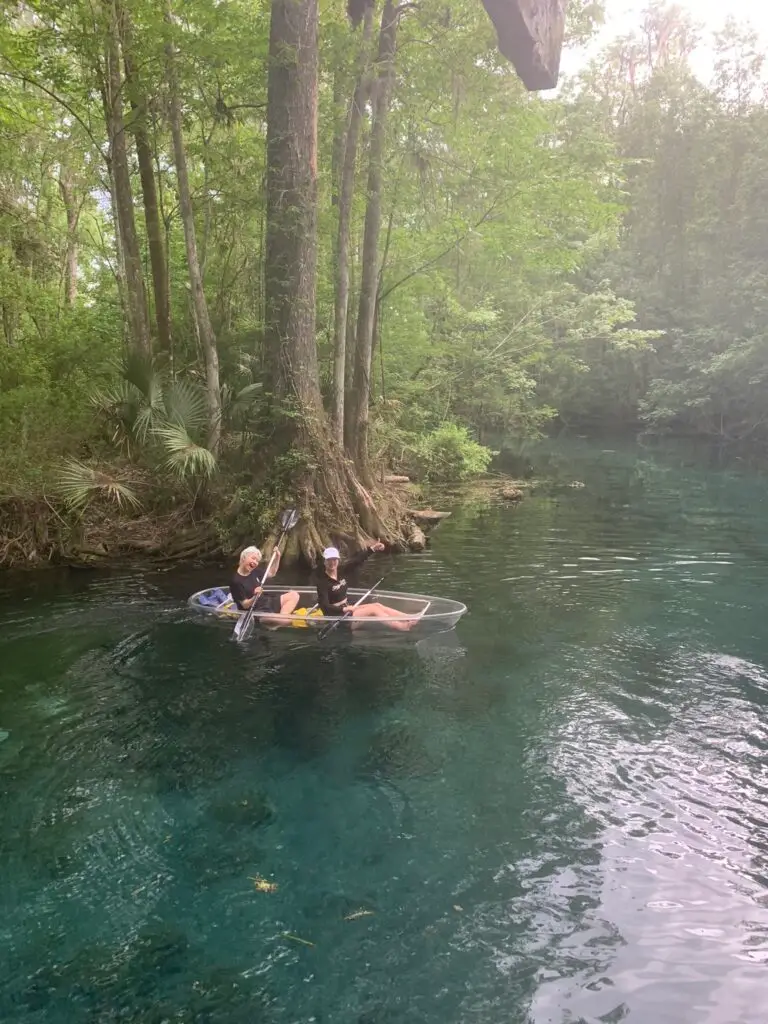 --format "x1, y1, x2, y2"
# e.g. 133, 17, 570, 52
0, 0, 762, 564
